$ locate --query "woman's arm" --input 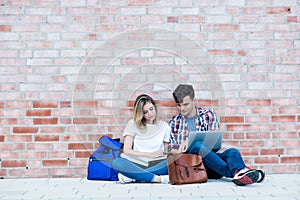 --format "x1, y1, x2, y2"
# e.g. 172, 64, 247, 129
123, 135, 164, 158
163, 141, 169, 153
